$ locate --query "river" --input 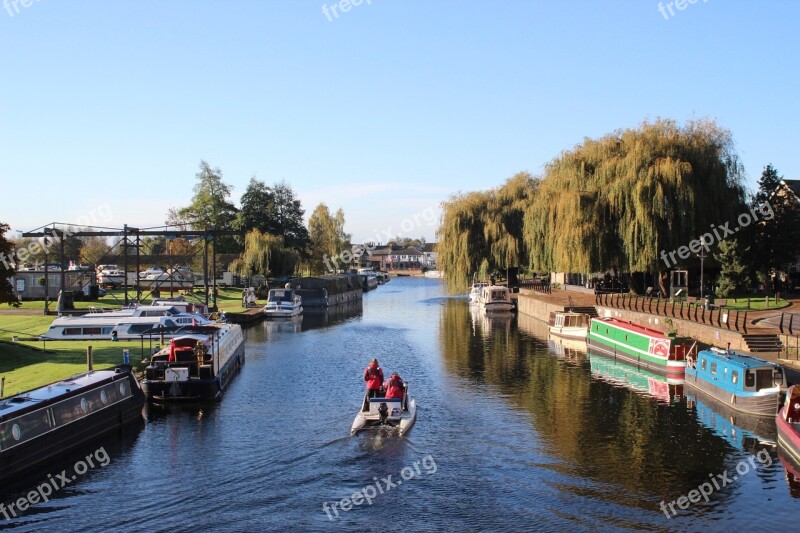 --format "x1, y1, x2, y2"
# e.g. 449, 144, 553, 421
2, 277, 799, 531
